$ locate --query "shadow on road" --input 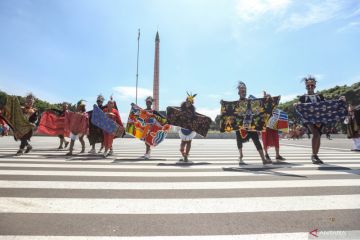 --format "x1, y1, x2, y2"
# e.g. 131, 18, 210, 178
66, 155, 105, 161
112, 158, 167, 163
32, 148, 69, 152
317, 164, 360, 176
272, 162, 301, 166
157, 162, 212, 167
222, 167, 307, 178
